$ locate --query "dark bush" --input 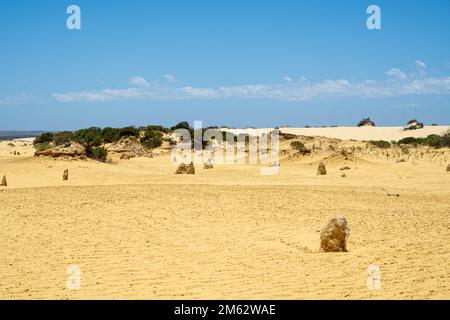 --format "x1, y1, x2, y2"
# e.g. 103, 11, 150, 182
398, 134, 450, 148
171, 121, 191, 131
440, 133, 450, 148
290, 141, 311, 154
73, 127, 102, 145
35, 142, 51, 151
431, 133, 450, 148
53, 131, 74, 146
34, 132, 54, 145
91, 146, 108, 162
100, 127, 120, 143
145, 125, 170, 134
290, 141, 306, 150
422, 134, 442, 148
398, 137, 420, 146
140, 129, 163, 149
369, 140, 391, 149
118, 126, 140, 139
